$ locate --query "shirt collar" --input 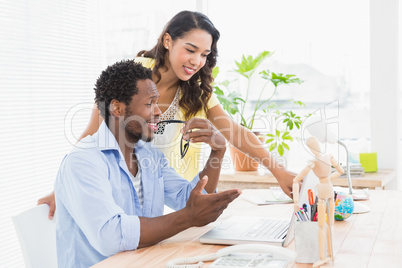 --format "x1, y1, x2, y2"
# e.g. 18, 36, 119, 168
92, 121, 125, 161
92, 121, 149, 159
